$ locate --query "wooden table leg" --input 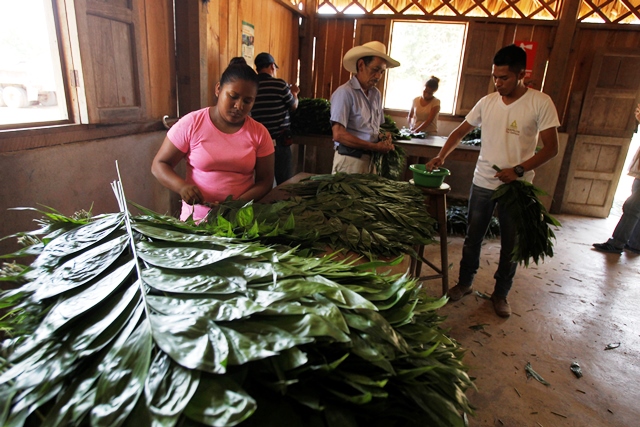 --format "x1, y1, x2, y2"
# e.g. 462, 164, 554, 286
410, 181, 450, 296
